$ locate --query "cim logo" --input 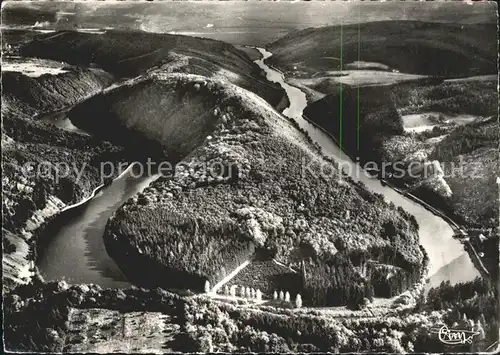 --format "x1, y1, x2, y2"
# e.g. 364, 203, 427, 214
437, 325, 480, 345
